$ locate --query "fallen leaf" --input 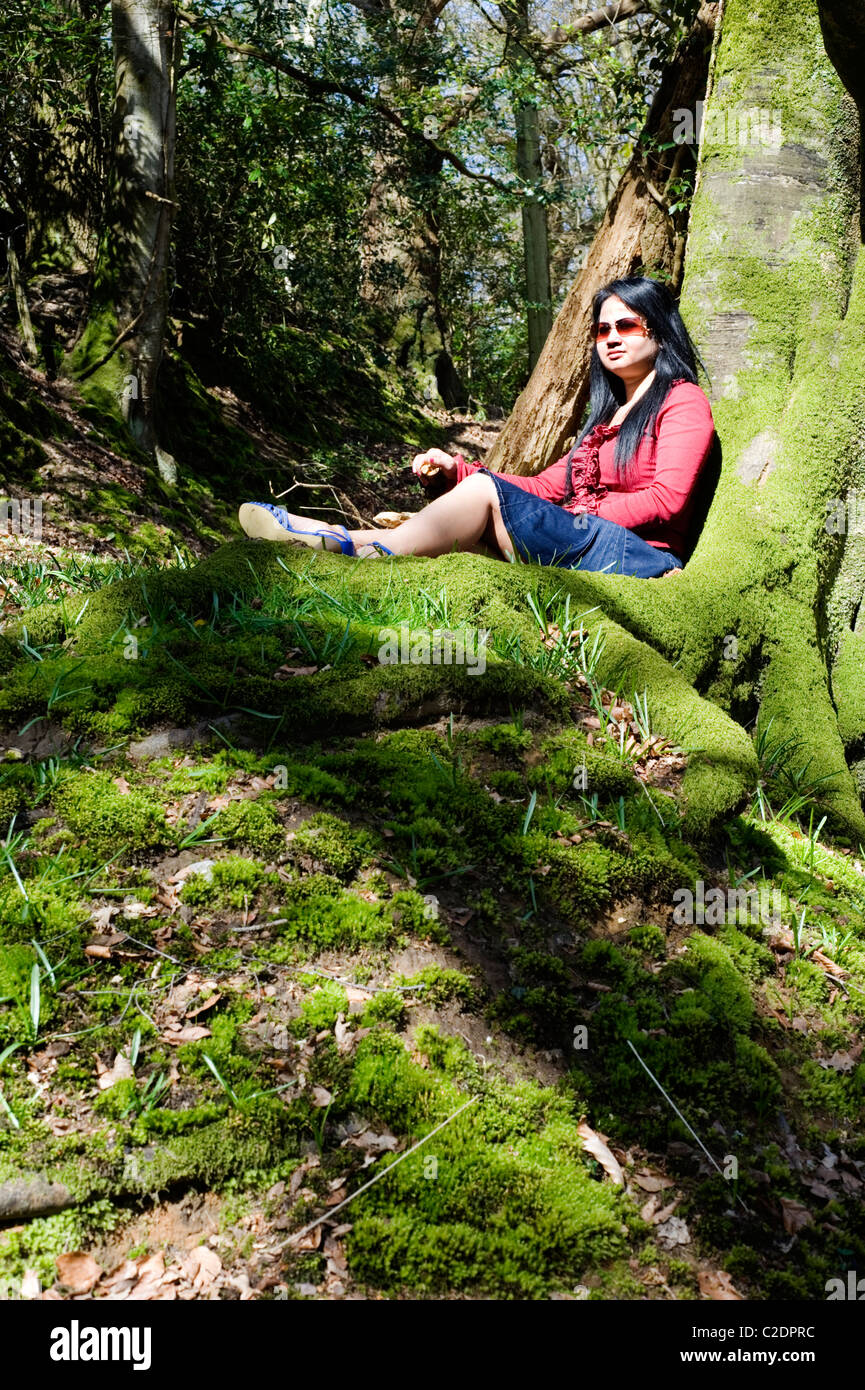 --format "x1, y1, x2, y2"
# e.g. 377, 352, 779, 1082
780, 1197, 814, 1235
311, 1086, 333, 1107
640, 1193, 661, 1223
577, 1121, 624, 1185
186, 993, 222, 1018
273, 665, 319, 679
342, 1128, 399, 1153
698, 1270, 743, 1300
656, 1216, 690, 1248
820, 1050, 856, 1073
90, 905, 118, 931
98, 1052, 135, 1090
160, 1025, 212, 1044
185, 1246, 222, 1289
651, 1198, 681, 1225
56, 1252, 102, 1294
286, 1228, 322, 1252
631, 1172, 674, 1193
